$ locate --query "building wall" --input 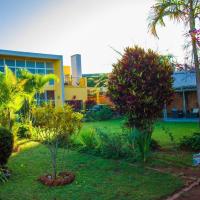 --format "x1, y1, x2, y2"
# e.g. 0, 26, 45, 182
64, 65, 88, 104
167, 92, 183, 111
0, 54, 64, 106
187, 91, 198, 110
54, 60, 65, 106
167, 90, 197, 112
64, 66, 71, 75
64, 87, 88, 102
